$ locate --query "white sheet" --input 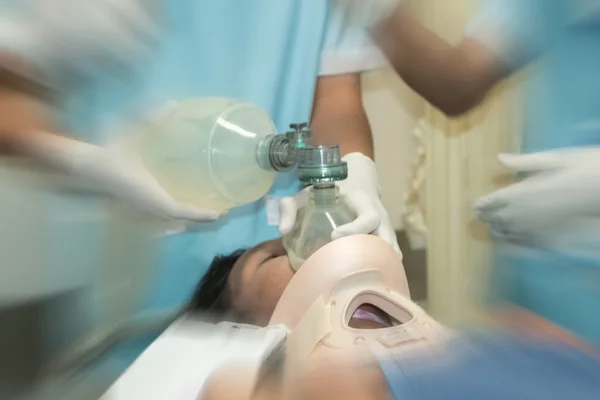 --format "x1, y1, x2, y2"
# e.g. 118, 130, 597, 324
101, 316, 287, 400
